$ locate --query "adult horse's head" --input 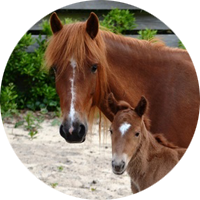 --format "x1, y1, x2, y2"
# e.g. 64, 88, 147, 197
45, 12, 108, 143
